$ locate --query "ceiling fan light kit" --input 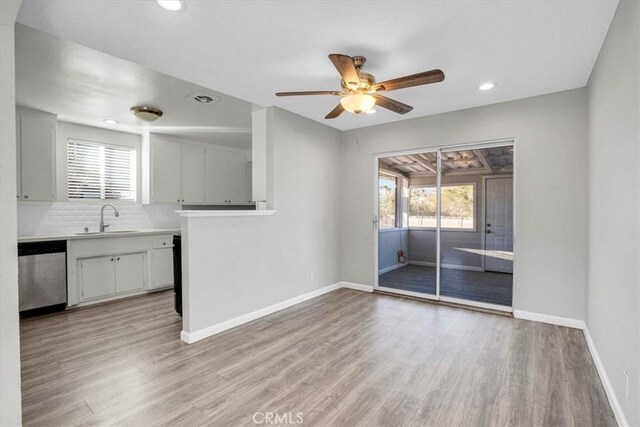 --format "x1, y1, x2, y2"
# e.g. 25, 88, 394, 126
276, 54, 444, 119
340, 93, 376, 114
